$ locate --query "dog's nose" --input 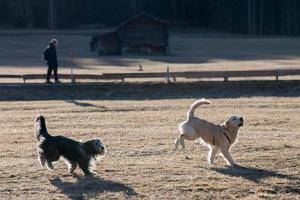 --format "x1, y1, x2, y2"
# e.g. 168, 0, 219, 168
240, 117, 244, 122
